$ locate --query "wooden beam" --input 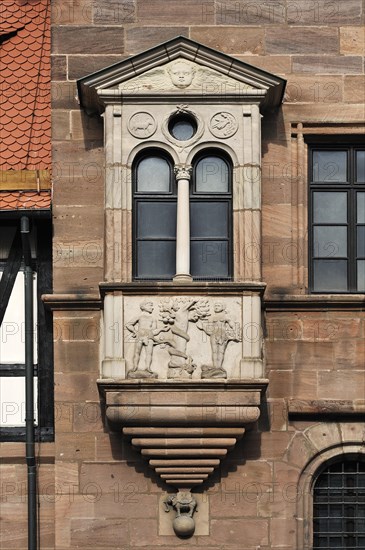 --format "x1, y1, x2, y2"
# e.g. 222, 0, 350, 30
0, 170, 51, 191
